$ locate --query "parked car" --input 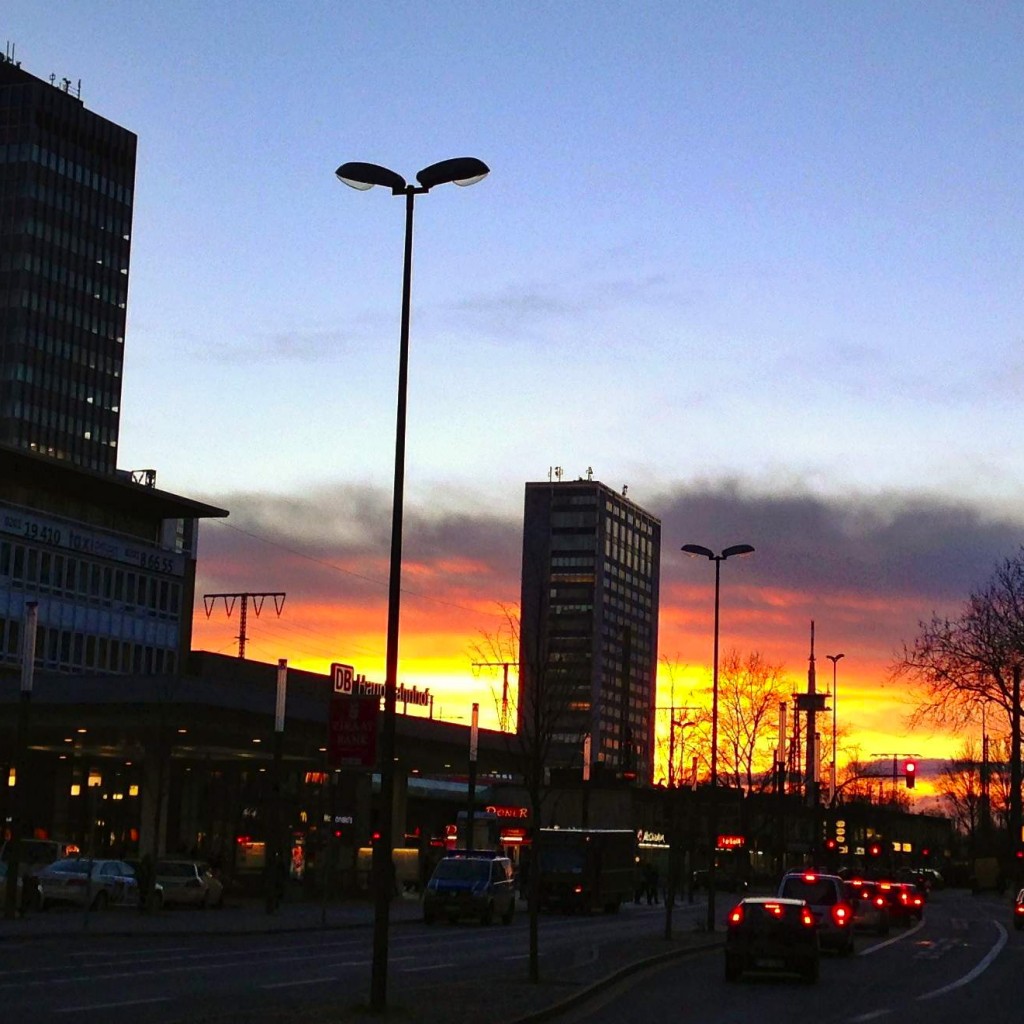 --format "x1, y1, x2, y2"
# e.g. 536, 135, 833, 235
155, 859, 224, 908
724, 897, 819, 983
777, 870, 854, 955
843, 879, 890, 936
37, 858, 140, 910
422, 852, 516, 925
1013, 888, 1024, 931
